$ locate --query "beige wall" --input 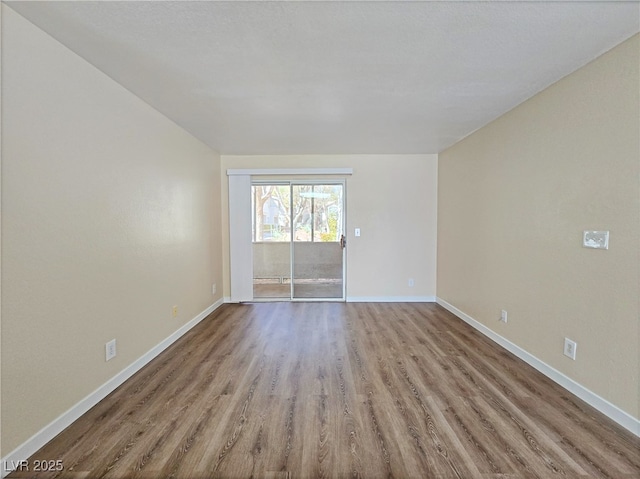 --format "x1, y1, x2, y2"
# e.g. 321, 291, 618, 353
438, 35, 639, 419
221, 155, 438, 300
1, 6, 223, 455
